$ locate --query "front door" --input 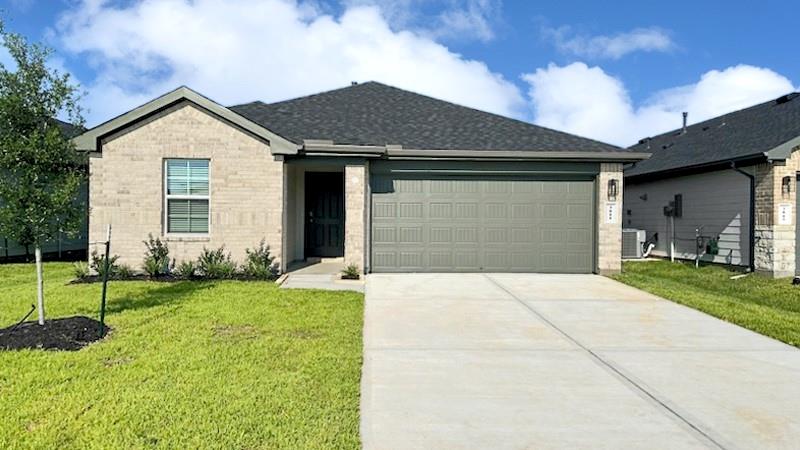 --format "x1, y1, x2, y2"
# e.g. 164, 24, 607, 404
305, 172, 345, 258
